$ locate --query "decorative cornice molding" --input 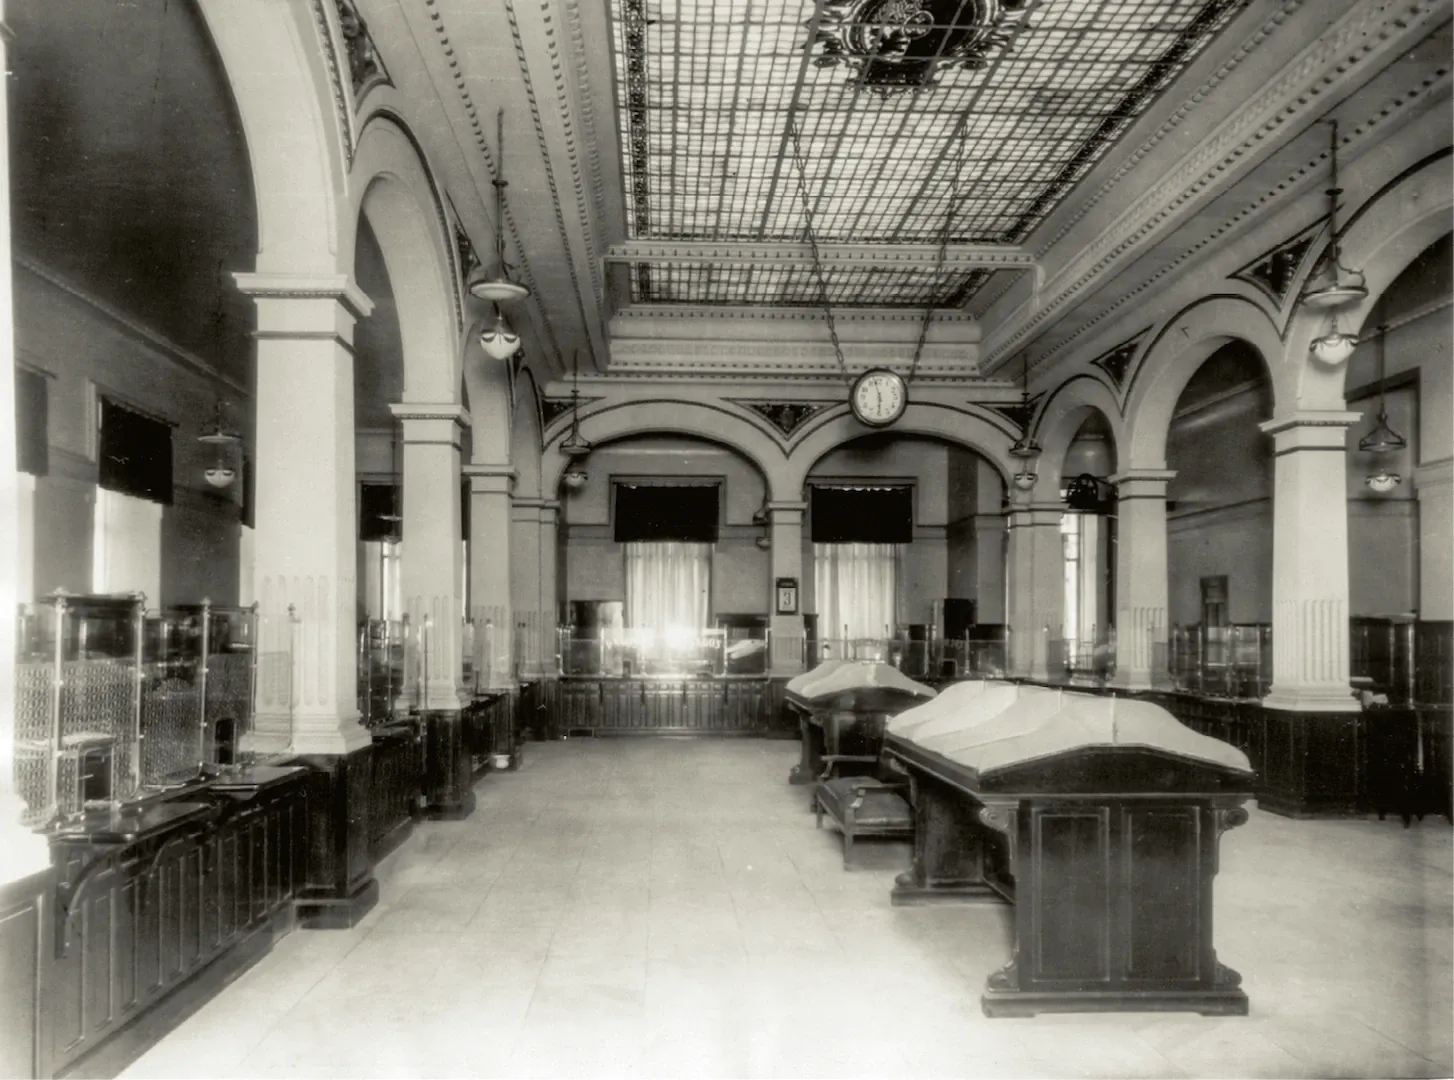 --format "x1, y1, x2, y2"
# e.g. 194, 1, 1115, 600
1026, 55, 1450, 372
607, 340, 979, 379
560, 0, 612, 257
419, 0, 562, 369
607, 241, 1036, 273
992, 0, 1449, 370
16, 255, 248, 397
1032, 1, 1306, 260
502, 0, 604, 364
308, 0, 355, 166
